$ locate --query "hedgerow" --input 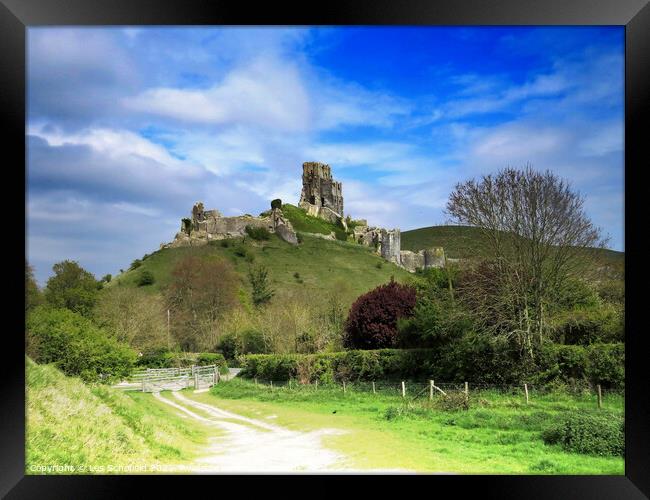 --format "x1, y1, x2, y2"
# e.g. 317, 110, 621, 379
238, 343, 624, 388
